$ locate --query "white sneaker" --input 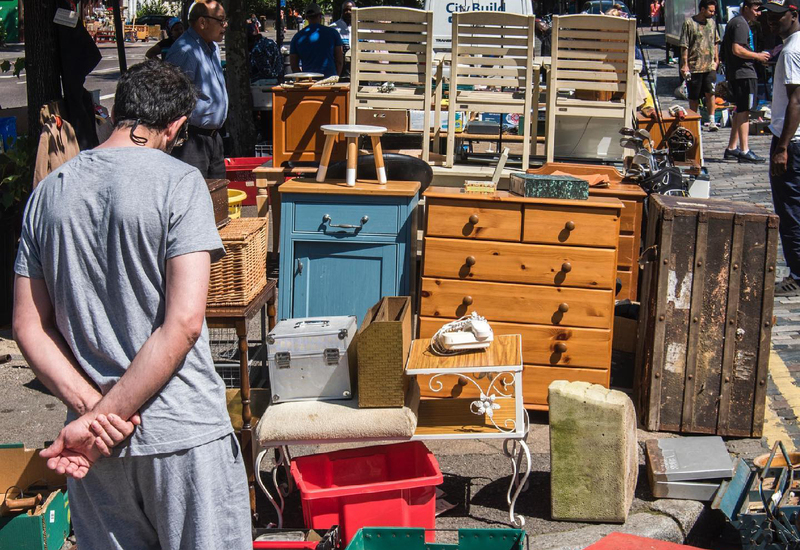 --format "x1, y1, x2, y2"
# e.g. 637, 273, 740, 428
707, 121, 719, 132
